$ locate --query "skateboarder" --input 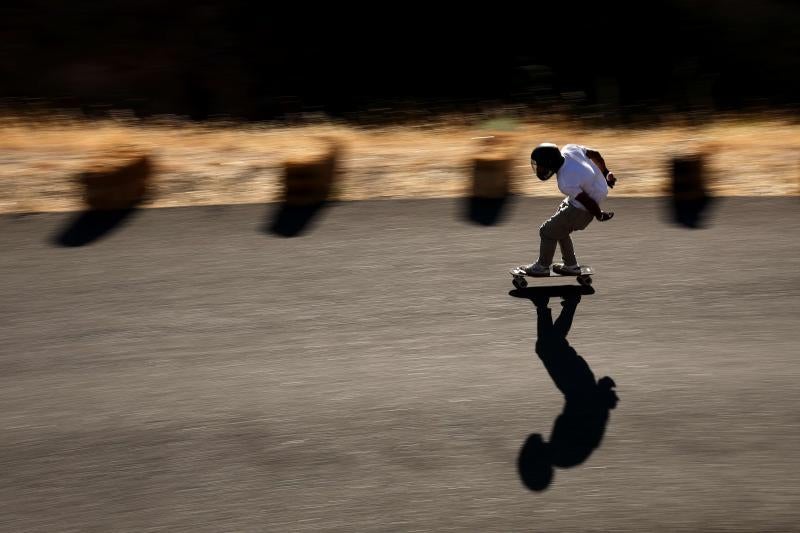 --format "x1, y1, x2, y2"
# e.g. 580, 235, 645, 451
518, 143, 617, 276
